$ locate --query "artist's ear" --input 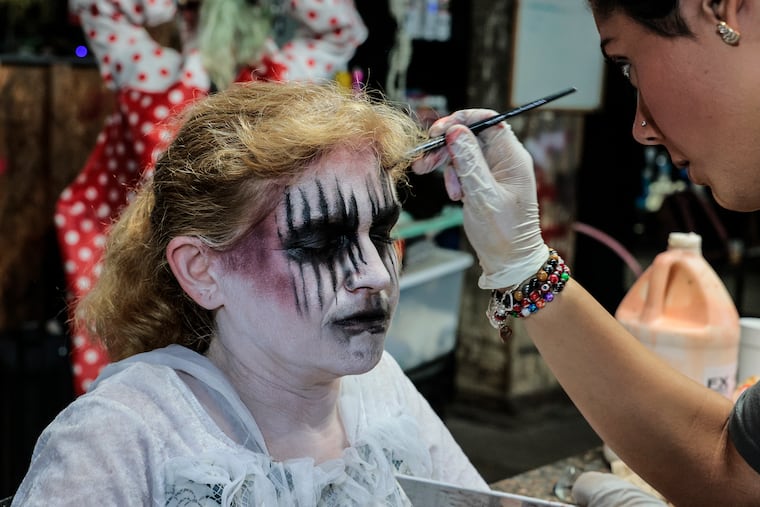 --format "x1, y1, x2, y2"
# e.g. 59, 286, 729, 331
166, 236, 224, 310
705, 0, 742, 28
